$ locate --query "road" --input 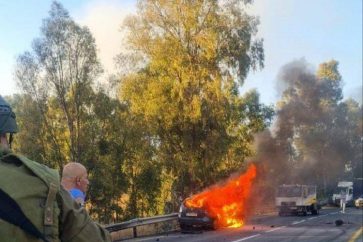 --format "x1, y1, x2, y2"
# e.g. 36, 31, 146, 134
125, 207, 363, 242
